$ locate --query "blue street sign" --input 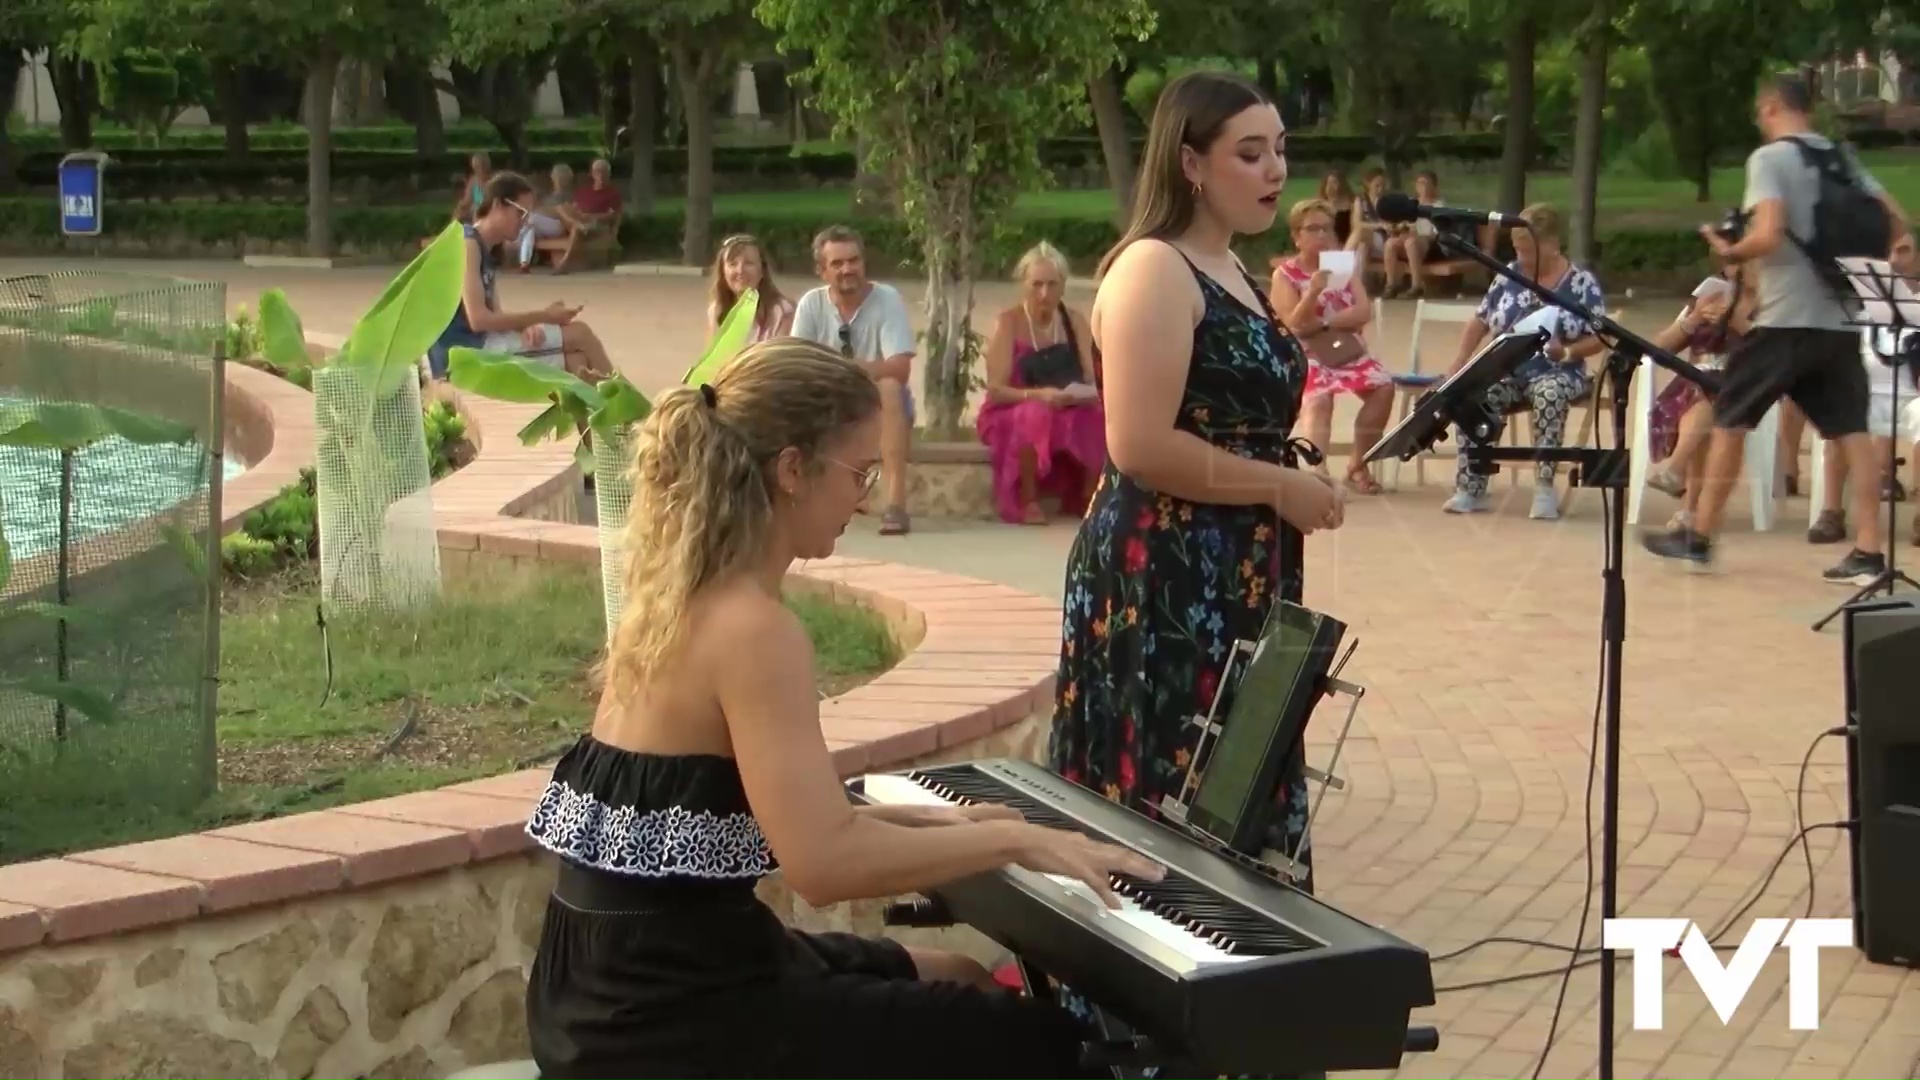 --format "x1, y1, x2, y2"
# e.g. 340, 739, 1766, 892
58, 152, 109, 237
